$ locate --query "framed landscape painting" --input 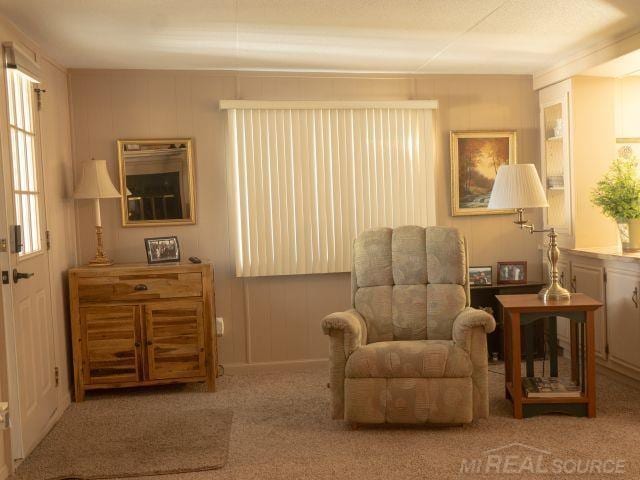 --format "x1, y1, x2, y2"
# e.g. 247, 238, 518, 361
450, 130, 517, 216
